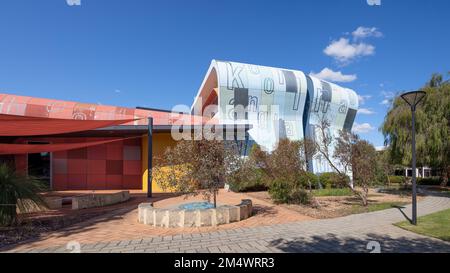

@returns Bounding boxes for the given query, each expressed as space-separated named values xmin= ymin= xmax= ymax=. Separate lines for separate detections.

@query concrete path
xmin=9 ymin=194 xmax=450 ymax=253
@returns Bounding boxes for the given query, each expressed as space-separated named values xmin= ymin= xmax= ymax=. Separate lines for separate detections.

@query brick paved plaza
xmin=3 ymin=193 xmax=450 ymax=253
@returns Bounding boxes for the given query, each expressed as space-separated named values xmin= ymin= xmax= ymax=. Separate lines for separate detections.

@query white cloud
xmin=375 ymin=145 xmax=387 ymax=151
xmin=310 ymin=67 xmax=357 ymax=83
xmin=358 ymin=95 xmax=372 ymax=105
xmin=380 ymin=90 xmax=395 ymax=106
xmin=358 ymin=108 xmax=375 ymax=115
xmin=352 ymin=27 xmax=383 ymax=40
xmin=115 ymin=89 xmax=121 ymax=93
xmin=352 ymin=122 xmax=375 ymax=134
xmin=381 ymin=90 xmax=394 ymax=98
xmin=324 ymin=38 xmax=375 ymax=64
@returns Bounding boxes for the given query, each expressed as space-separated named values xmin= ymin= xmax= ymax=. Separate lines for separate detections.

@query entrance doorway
xmin=27 ymin=142 xmax=51 ymax=188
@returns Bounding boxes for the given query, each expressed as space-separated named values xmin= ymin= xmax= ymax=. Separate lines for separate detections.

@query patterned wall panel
xmin=12 ymin=137 xmax=143 ymax=190
xmin=193 ymin=60 xmax=359 ymax=176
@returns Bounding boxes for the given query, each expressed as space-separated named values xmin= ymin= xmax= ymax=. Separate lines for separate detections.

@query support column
xmin=147 ymin=117 xmax=153 ymax=198
xmin=411 ymin=107 xmax=417 ymax=225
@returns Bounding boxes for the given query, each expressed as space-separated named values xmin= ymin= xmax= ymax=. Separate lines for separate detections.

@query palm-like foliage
xmin=0 ymin=163 xmax=47 ymax=226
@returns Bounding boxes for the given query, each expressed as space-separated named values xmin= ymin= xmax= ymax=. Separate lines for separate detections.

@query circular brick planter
xmin=138 ymin=199 xmax=253 ymax=228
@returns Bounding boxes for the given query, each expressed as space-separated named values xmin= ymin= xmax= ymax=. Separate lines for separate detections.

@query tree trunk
xmin=349 ymin=185 xmax=369 ymax=207
xmin=362 ymin=195 xmax=368 ymax=206
xmin=213 ymin=190 xmax=217 ymax=208
xmin=440 ymin=166 xmax=449 ymax=187
xmin=362 ymin=187 xmax=369 ymax=206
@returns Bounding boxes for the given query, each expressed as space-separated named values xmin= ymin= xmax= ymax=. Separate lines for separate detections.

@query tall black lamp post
xmin=400 ymin=90 xmax=426 ymax=225
xmin=147 ymin=116 xmax=153 ymax=198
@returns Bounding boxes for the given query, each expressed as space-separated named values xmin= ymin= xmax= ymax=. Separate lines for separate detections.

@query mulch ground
xmin=246 ymin=188 xmax=421 ymax=219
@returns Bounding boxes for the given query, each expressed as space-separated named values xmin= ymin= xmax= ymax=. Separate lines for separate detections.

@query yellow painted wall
xmin=142 ymin=133 xmax=178 ymax=193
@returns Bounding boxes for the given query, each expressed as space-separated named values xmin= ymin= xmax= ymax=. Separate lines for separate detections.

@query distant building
xmin=396 ymin=167 xmax=433 ymax=178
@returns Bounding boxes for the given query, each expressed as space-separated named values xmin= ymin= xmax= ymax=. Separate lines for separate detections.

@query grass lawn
xmin=351 ymin=201 xmax=408 ymax=214
xmin=395 ymin=209 xmax=450 ymax=242
xmin=312 ymin=188 xmax=353 ymax=197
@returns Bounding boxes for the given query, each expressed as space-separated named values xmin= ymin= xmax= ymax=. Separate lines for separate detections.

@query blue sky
xmin=0 ymin=0 xmax=449 ymax=147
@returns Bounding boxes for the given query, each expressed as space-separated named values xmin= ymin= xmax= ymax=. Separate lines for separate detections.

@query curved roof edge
xmin=190 ymin=60 xmax=359 ymax=113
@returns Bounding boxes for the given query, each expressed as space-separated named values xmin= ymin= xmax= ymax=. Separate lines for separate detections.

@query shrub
xmin=0 ymin=164 xmax=47 ymax=226
xmin=268 ymin=179 xmax=291 ymax=204
xmin=418 ymin=177 xmax=442 ymax=186
xmin=265 ymin=139 xmax=305 ymax=185
xmin=300 ymin=172 xmax=319 ymax=189
xmin=268 ymin=179 xmax=312 ymax=205
xmin=318 ymin=172 xmax=349 ymax=189
xmin=374 ymin=165 xmax=389 ymax=186
xmin=389 ymin=176 xmax=406 ymax=184
xmin=289 ymin=188 xmax=312 ymax=205
xmin=229 ymin=168 xmax=269 ymax=192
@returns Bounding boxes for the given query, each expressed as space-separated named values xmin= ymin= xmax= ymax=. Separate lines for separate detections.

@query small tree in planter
xmin=0 ymin=163 xmax=47 ymax=226
xmin=153 ymin=139 xmax=241 ymax=208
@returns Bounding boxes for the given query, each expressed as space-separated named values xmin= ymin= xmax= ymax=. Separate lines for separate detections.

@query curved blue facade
xmin=192 ymin=60 xmax=359 ymax=175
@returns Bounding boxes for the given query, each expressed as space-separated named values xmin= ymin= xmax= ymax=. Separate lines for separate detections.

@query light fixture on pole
xmin=400 ymin=90 xmax=426 ymax=225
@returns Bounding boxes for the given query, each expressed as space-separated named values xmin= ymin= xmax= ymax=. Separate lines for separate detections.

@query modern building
xmin=192 ymin=60 xmax=359 ymax=174
xmin=0 ymin=93 xmax=192 ymax=192
xmin=0 ymin=60 xmax=358 ymax=192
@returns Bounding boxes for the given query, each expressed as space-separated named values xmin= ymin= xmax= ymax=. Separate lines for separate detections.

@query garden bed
xmin=246 ymin=188 xmax=419 ymax=219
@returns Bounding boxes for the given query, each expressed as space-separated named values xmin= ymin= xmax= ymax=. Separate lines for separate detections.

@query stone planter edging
xmin=72 ymin=191 xmax=130 ymax=210
xmin=138 ymin=199 xmax=252 ymax=227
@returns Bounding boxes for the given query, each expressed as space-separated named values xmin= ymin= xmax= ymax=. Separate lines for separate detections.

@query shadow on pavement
xmin=268 ymin=233 xmax=450 ymax=253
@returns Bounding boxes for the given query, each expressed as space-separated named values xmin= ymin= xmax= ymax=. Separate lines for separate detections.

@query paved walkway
xmin=7 ymin=195 xmax=450 ymax=253
xmin=2 ymin=190 xmax=310 ymax=251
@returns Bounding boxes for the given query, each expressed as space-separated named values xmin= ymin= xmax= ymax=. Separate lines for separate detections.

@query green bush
xmin=417 ymin=177 xmax=442 ymax=186
xmin=229 ymin=168 xmax=269 ymax=192
xmin=374 ymin=168 xmax=389 ymax=186
xmin=299 ymin=172 xmax=319 ymax=189
xmin=389 ymin=176 xmax=406 ymax=184
xmin=289 ymin=188 xmax=312 ymax=205
xmin=268 ymin=179 xmax=312 ymax=205
xmin=318 ymin=172 xmax=349 ymax=189
xmin=268 ymin=179 xmax=291 ymax=204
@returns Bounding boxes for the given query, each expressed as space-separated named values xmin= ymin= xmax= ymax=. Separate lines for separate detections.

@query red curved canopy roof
xmin=0 ymin=93 xmax=213 ymax=128
xmin=0 ymin=114 xmax=139 ymax=136
xmin=0 ymin=137 xmax=138 ymax=155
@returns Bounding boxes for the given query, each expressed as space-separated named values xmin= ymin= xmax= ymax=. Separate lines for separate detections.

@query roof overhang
xmin=24 ymin=124 xmax=252 ymax=138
